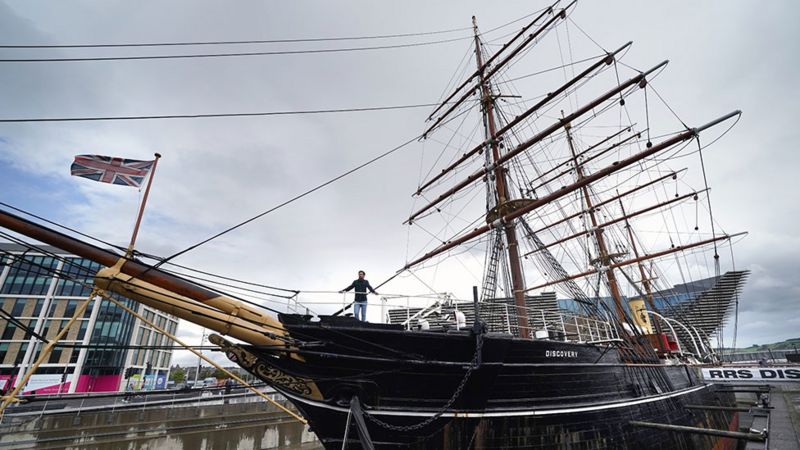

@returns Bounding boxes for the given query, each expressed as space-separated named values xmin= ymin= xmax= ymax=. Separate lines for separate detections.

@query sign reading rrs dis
xmin=701 ymin=367 xmax=800 ymax=381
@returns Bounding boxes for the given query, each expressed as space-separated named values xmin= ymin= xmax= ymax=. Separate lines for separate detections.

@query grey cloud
xmin=0 ymin=1 xmax=798 ymax=351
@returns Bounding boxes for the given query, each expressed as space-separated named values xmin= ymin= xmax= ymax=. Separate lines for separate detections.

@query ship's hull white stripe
xmin=280 ymin=383 xmax=711 ymax=419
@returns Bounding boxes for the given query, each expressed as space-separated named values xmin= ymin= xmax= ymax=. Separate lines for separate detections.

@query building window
xmin=11 ymin=299 xmax=26 ymax=317
xmin=55 ymin=258 xmax=101 ymax=297
xmin=48 ymin=348 xmax=62 ymax=364
xmin=33 ymin=299 xmax=46 ymax=316
xmin=69 ymin=348 xmax=79 ymax=364
xmin=2 ymin=323 xmax=17 ymax=340
xmin=22 ymin=319 xmax=37 ymax=340
xmin=14 ymin=344 xmax=28 ymax=365
xmin=142 ymin=329 xmax=151 ymax=346
xmin=64 ymin=300 xmax=79 ymax=318
xmin=0 ymin=343 xmax=8 ymax=362
xmin=77 ymin=321 xmax=89 ymax=340
xmin=0 ymin=256 xmax=58 ymax=296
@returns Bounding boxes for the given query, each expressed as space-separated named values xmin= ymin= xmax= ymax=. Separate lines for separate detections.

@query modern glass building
xmin=0 ymin=243 xmax=178 ymax=394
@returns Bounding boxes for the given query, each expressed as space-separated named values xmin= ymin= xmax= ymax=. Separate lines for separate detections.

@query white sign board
xmin=701 ymin=367 xmax=800 ymax=382
xmin=23 ymin=374 xmax=63 ymax=392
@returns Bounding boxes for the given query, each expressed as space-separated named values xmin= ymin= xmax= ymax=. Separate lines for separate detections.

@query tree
xmin=170 ymin=366 xmax=186 ymax=383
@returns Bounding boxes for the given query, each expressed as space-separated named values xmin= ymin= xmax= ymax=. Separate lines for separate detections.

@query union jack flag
xmin=70 ymin=155 xmax=154 ymax=188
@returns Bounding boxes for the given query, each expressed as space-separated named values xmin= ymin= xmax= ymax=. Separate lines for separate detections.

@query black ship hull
xmin=217 ymin=315 xmax=739 ymax=449
xmin=286 ymin=385 xmax=737 ymax=449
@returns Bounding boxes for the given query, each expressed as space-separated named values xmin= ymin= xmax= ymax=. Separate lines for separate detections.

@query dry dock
xmin=0 ymin=382 xmax=797 ymax=449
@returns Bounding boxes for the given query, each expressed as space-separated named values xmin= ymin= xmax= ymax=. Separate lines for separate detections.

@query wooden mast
xmin=523 ymin=233 xmax=742 ymax=292
xmin=401 ymin=111 xmax=740 ymax=272
xmin=426 ymin=2 xmax=561 ymax=122
xmin=406 ymin=60 xmax=668 ymax=224
xmin=563 ymin=119 xmax=627 ymax=320
xmin=618 ymin=196 xmax=663 ymax=334
xmin=523 ymin=189 xmax=705 ymax=256
xmin=472 ymin=16 xmax=530 ymax=338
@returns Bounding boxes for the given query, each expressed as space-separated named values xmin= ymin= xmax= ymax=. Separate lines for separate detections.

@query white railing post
xmin=541 ymin=310 xmax=548 ymax=333
xmin=574 ymin=317 xmax=582 ymax=342
xmin=406 ymin=297 xmax=410 ymax=330
xmin=559 ymin=313 xmax=567 ymax=342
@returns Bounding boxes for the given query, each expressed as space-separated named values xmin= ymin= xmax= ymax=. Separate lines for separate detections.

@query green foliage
xmin=170 ymin=366 xmax=186 ymax=383
xmin=738 ymin=338 xmax=800 ymax=352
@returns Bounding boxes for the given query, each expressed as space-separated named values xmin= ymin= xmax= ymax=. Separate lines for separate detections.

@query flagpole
xmin=127 ymin=153 xmax=161 ymax=256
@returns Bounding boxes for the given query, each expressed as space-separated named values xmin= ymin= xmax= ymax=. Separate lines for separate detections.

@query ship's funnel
xmin=628 ymin=298 xmax=654 ymax=334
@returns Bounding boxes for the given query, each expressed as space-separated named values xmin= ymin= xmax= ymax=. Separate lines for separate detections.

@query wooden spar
xmin=629 ymin=421 xmax=766 ymax=442
xmin=526 ymin=126 xmax=633 ymax=192
xmin=0 ymin=295 xmax=92 ymax=415
xmin=529 ymin=131 xmax=640 ymax=193
xmin=472 ymin=16 xmax=530 ymax=337
xmin=100 ymin=293 xmax=315 ymax=419
xmin=524 ymin=233 xmax=743 ymax=293
xmin=425 ymin=3 xmax=575 ymax=137
xmin=93 ymin=266 xmax=289 ymax=347
xmin=417 ymin=41 xmax=632 ymax=196
xmin=127 ymin=153 xmax=161 ymax=252
xmin=618 ymin=196 xmax=663 ymax=336
xmin=523 ymin=189 xmax=708 ymax=257
xmin=0 ymin=208 xmax=290 ymax=347
xmin=563 ymin=119 xmax=627 ymax=320
xmin=401 ymin=110 xmax=740 ymax=271
xmin=407 ymin=60 xmax=668 ymax=224
xmin=425 ymin=1 xmax=563 ymax=123
xmin=531 ymin=170 xmax=683 ymax=235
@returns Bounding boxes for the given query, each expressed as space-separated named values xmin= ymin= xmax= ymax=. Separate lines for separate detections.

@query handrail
xmin=284 ymin=292 xmax=621 ymax=345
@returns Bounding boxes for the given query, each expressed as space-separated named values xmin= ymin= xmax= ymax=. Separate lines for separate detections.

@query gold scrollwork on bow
xmin=209 ymin=334 xmax=322 ymax=400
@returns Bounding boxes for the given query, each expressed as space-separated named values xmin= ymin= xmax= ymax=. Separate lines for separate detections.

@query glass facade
xmin=1 ymin=256 xmax=59 ymax=296
xmin=0 ymin=243 xmax=177 ymax=393
xmin=83 ymin=293 xmax=137 ymax=376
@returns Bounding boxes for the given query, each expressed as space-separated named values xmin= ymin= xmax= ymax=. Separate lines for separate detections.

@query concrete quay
xmin=0 ymin=391 xmax=321 ymax=450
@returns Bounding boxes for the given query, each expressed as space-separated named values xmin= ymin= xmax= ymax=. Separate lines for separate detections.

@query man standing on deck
xmin=340 ymin=270 xmax=378 ymax=321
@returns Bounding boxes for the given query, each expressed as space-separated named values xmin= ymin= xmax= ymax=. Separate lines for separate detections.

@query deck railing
xmin=278 ymin=291 xmax=620 ymax=344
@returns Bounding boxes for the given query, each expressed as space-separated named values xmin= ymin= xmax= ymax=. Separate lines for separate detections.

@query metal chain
xmin=362 ymin=333 xmax=484 ymax=432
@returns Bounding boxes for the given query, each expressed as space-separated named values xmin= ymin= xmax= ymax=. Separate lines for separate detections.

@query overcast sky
xmin=1 ymin=1 xmax=797 ymax=367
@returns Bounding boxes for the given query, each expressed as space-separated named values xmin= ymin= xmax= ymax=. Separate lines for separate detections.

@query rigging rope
xmin=0 ymin=36 xmax=472 ymax=63
xmin=0 ymin=27 xmax=473 ymax=49
xmin=152 ymin=134 xmax=422 ymax=269
xmin=0 ymin=102 xmax=442 ymax=123
xmin=0 ymin=203 xmax=303 ymax=300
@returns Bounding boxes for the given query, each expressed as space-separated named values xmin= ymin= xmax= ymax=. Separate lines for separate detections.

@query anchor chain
xmin=362 ymin=330 xmax=484 ymax=432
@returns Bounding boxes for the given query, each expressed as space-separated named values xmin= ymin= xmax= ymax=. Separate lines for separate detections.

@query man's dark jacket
xmin=343 ymin=279 xmax=376 ymax=303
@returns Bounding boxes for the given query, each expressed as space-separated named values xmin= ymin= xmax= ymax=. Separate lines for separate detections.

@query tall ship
xmin=0 ymin=2 xmax=751 ymax=448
